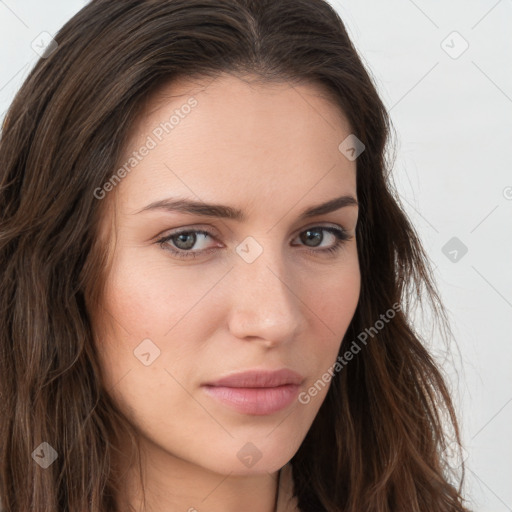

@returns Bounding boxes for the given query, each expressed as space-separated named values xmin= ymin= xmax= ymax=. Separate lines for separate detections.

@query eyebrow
xmin=134 ymin=194 xmax=358 ymax=221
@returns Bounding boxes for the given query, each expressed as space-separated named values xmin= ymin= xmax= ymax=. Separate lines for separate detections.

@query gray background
xmin=1 ymin=1 xmax=511 ymax=510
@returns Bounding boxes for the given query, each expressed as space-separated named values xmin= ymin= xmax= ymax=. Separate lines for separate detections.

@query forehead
xmin=141 ymin=72 xmax=352 ymax=143
xmin=115 ymin=73 xmax=357 ymax=215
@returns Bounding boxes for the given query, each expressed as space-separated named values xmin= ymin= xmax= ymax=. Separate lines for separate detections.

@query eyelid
xmin=150 ymin=225 xmax=218 ymax=249
xmin=156 ymin=221 xmax=349 ymax=243
xmin=291 ymin=221 xmax=348 ymax=237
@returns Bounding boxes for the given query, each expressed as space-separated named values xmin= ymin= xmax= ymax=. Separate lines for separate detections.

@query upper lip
xmin=203 ymin=369 xmax=304 ymax=388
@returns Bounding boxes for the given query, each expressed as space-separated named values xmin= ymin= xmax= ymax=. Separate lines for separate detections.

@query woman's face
xmin=93 ymin=73 xmax=360 ymax=476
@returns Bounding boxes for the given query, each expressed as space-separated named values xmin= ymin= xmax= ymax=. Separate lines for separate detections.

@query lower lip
xmin=202 ymin=384 xmax=300 ymax=415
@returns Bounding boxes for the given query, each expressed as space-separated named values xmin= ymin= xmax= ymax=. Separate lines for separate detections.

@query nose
xmin=226 ymin=242 xmax=304 ymax=348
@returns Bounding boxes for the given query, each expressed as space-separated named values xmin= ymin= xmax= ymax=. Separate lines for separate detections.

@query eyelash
xmin=156 ymin=226 xmax=352 ymax=260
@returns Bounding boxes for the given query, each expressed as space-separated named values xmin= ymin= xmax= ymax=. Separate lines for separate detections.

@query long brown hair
xmin=0 ymin=0 xmax=469 ymax=510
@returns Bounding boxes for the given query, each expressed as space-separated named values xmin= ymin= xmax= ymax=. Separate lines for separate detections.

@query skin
xmin=92 ymin=73 xmax=361 ymax=512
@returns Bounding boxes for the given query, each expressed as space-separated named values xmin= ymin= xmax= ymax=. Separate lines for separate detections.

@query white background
xmin=1 ymin=1 xmax=511 ymax=510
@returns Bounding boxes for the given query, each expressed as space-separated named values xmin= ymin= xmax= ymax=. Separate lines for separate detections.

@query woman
xmin=0 ymin=0 xmax=470 ymax=511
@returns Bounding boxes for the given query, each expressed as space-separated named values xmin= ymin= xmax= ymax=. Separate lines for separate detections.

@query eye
xmin=291 ymin=226 xmax=351 ymax=256
xmin=157 ymin=229 xmax=217 ymax=259
xmin=156 ymin=225 xmax=352 ymax=260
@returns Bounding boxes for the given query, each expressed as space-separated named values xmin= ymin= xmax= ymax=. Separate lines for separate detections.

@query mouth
xmin=201 ymin=368 xmax=304 ymax=416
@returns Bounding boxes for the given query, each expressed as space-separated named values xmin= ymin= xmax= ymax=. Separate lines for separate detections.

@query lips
xmin=203 ymin=368 xmax=304 ymax=388
xmin=201 ymin=368 xmax=305 ymax=415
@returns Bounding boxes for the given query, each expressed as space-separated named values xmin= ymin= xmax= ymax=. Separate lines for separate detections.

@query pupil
xmin=302 ymin=229 xmax=322 ymax=247
xmin=175 ymin=232 xmax=196 ymax=250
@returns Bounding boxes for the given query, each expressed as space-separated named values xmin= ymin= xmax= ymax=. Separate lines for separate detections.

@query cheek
xmin=323 ymin=267 xmax=360 ymax=327
xmin=93 ymin=246 xmax=228 ymax=389
xmin=101 ymin=247 xmax=202 ymax=335
xmin=309 ymin=248 xmax=360 ymax=325
xmin=91 ymin=251 xmax=178 ymax=390
xmin=303 ymin=254 xmax=361 ymax=371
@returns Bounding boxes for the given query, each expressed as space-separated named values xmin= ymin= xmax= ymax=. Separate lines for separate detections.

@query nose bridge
xmin=227 ymin=237 xmax=302 ymax=343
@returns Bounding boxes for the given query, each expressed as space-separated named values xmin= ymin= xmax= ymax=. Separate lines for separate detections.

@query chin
xmin=196 ymin=437 xmax=299 ymax=476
